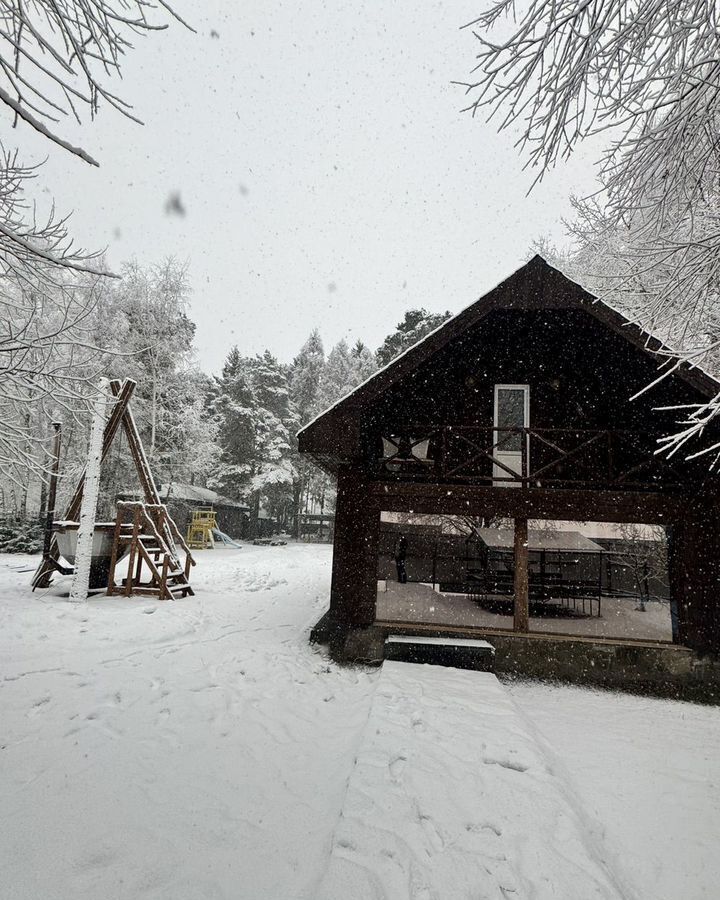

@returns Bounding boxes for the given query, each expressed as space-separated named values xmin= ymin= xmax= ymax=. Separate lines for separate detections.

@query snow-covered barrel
xmin=53 ymin=522 xmax=120 ymax=590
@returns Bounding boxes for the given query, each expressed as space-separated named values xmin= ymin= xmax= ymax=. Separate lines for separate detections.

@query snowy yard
xmin=2 ymin=544 xmax=720 ymax=899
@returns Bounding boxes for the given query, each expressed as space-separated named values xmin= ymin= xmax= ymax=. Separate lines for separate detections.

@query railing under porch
xmin=375 ymin=426 xmax=697 ymax=491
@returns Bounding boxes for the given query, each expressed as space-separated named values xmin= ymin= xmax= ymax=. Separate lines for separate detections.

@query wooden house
xmin=299 ymin=257 xmax=720 ymax=682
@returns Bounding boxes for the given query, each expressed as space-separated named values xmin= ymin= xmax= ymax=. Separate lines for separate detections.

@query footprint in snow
xmin=27 ymin=695 xmax=51 ymax=717
xmin=419 ymin=814 xmax=445 ymax=850
xmin=388 ymin=753 xmax=407 ymax=781
xmin=482 ymin=755 xmax=528 ymax=773
xmin=466 ymin=822 xmax=503 ymax=837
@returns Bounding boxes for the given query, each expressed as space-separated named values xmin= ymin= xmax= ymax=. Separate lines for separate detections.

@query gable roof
xmin=299 ymin=255 xmax=719 ymax=447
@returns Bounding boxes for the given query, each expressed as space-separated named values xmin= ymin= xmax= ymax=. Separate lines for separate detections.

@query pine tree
xmin=376 ymin=309 xmax=451 ymax=367
xmin=315 ymin=339 xmax=355 ymax=414
xmin=290 ymin=330 xmax=325 ymax=426
xmin=247 ymin=351 xmax=297 ymax=533
xmin=209 ymin=348 xmax=259 ymax=501
xmin=350 ymin=340 xmax=377 ymax=387
xmin=289 ymin=331 xmax=325 ymax=536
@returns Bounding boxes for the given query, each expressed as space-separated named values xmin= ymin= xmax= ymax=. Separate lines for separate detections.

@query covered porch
xmin=323 ymin=473 xmax=720 ymax=662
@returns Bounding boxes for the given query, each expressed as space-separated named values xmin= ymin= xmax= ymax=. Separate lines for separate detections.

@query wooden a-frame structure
xmin=32 ymin=378 xmax=195 ymax=599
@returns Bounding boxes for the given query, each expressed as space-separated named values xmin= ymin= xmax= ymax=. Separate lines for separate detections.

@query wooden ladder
xmin=107 ymin=502 xmax=195 ymax=600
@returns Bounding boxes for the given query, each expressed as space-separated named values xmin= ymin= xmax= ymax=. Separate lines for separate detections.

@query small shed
xmin=158 ymin=483 xmax=249 ymax=539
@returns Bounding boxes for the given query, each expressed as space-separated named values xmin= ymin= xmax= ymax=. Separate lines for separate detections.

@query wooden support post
xmin=41 ymin=422 xmax=62 ymax=561
xmin=669 ymin=509 xmax=720 ymax=654
xmin=125 ymin=507 xmax=140 ymax=597
xmin=160 ymin=554 xmax=170 ymax=601
xmin=329 ymin=470 xmax=380 ymax=634
xmin=64 ymin=379 xmax=136 ymax=521
xmin=513 ymin=516 xmax=529 ymax=633
xmin=106 ymin=510 xmax=123 ymax=596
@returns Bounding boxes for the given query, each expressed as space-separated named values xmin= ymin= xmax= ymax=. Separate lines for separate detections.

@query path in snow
xmin=315 ymin=662 xmax=633 ymax=900
xmin=0 ymin=545 xmax=376 ymax=900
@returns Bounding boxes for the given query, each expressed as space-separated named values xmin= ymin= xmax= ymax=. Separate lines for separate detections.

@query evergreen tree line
xmin=209 ymin=301 xmax=450 ymax=536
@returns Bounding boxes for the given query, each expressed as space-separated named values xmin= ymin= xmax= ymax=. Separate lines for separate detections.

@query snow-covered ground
xmin=1 ymin=545 xmax=376 ymax=900
xmin=507 ymin=679 xmax=720 ymax=900
xmin=2 ymin=544 xmax=719 ymax=899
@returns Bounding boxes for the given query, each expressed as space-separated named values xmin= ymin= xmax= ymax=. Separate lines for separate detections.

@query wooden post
xmin=125 ymin=506 xmax=140 ymax=597
xmin=41 ymin=422 xmax=62 ymax=561
xmin=329 ymin=469 xmax=380 ymax=634
xmin=106 ymin=509 xmax=123 ymax=596
xmin=513 ymin=516 xmax=529 ymax=633
xmin=160 ymin=554 xmax=170 ymax=601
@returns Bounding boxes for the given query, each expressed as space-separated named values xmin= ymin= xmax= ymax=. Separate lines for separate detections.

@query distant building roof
xmin=476 ymin=528 xmax=604 ymax=554
xmin=159 ymin=483 xmax=249 ymax=510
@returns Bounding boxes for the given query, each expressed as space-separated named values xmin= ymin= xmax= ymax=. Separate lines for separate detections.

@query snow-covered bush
xmin=0 ymin=518 xmax=43 ymax=554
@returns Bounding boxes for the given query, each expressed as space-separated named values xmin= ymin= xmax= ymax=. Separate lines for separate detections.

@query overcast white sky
xmin=20 ymin=1 xmax=601 ymax=374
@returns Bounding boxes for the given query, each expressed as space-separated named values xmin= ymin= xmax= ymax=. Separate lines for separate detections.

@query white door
xmin=493 ymin=385 xmax=529 ymax=486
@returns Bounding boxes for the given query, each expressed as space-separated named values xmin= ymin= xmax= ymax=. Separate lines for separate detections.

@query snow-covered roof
xmin=159 ymin=483 xmax=249 ymax=509
xmin=476 ymin=528 xmax=604 ymax=554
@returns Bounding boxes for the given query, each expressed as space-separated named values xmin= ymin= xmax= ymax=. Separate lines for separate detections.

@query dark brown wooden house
xmin=299 ymin=257 xmax=720 ymax=683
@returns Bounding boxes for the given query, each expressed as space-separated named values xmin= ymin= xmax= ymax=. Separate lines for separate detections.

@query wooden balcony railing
xmin=375 ymin=426 xmax=694 ymax=490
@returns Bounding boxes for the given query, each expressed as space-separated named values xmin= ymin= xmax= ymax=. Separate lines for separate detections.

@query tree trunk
xmin=70 ymin=380 xmax=109 ymax=602
xmin=292 ymin=477 xmax=303 ymax=540
xmin=249 ymin=490 xmax=260 ymax=539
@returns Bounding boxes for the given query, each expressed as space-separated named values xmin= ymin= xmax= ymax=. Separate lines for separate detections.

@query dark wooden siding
xmin=364 ymin=308 xmax=706 ymax=438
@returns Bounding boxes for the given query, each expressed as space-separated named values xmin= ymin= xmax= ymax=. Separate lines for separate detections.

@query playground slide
xmin=211 ymin=528 xmax=242 ymax=549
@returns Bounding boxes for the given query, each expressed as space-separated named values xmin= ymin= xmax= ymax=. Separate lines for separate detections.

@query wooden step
xmin=384 ymin=635 xmax=496 ymax=672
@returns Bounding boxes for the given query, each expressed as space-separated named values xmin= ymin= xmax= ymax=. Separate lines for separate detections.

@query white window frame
xmin=493 ymin=384 xmax=530 ymax=483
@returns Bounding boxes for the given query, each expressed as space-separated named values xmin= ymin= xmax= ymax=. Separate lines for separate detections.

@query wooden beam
xmin=514 ymin=517 xmax=529 ymax=633
xmin=369 ymin=480 xmax=687 ymax=524
xmin=109 ymin=380 xmax=160 ymax=505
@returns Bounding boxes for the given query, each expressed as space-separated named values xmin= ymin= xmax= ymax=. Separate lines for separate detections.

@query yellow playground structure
xmin=186 ymin=507 xmax=218 ymax=549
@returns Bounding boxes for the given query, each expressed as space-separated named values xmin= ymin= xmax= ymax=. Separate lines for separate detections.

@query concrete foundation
xmin=311 ymin=612 xmax=720 ymax=702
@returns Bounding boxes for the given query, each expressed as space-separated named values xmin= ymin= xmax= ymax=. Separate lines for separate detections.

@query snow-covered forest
xmin=0 ymin=253 xmax=452 ymax=537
